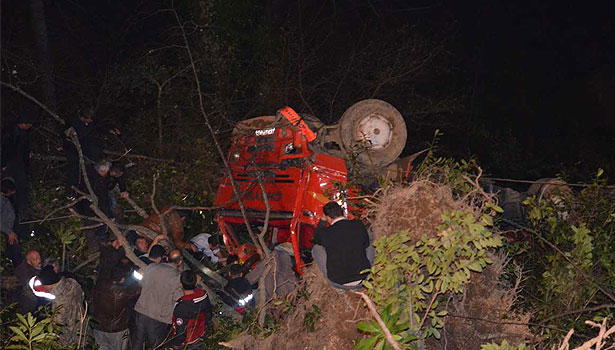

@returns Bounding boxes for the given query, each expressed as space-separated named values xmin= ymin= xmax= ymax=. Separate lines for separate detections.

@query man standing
xmin=92 ymin=263 xmax=141 ymax=350
xmin=38 ymin=265 xmax=85 ymax=347
xmin=1 ymin=178 xmax=21 ymax=266
xmin=166 ymin=270 xmax=212 ymax=348
xmin=14 ymin=249 xmax=41 ymax=313
xmin=133 ymin=249 xmax=184 ymax=349
xmin=312 ymin=201 xmax=373 ymax=290
xmin=1 ymin=110 xmax=34 ymax=237
xmin=75 ymin=160 xmax=114 ymax=253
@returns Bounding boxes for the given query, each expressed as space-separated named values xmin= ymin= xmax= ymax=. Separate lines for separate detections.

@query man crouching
xmin=312 ymin=201 xmax=374 ymax=290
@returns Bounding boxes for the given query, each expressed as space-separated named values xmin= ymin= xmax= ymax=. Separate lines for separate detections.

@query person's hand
xmin=117 ymin=235 xmax=126 ymax=246
xmin=120 ymin=191 xmax=129 ymax=199
xmin=109 ymin=128 xmax=121 ymax=136
xmin=8 ymin=232 xmax=18 ymax=245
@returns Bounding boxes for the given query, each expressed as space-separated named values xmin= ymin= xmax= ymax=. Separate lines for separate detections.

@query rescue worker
xmin=37 ymin=265 xmax=85 ymax=346
xmin=222 ymin=264 xmax=254 ymax=315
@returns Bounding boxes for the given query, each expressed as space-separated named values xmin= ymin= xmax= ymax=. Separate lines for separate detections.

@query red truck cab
xmin=214 ymin=114 xmax=352 ymax=272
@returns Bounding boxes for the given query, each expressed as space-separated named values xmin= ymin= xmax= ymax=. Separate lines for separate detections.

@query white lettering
xmin=255 ymin=128 xmax=275 ymax=136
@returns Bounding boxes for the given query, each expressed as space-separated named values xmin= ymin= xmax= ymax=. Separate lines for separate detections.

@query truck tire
xmin=338 ymin=99 xmax=407 ymax=167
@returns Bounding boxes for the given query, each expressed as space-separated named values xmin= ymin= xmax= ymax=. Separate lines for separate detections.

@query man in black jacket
xmin=312 ymin=201 xmax=374 ymax=290
xmin=2 ymin=110 xmax=35 ymax=241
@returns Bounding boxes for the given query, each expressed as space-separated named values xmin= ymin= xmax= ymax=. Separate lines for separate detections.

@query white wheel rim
xmin=354 ymin=114 xmax=393 ymax=150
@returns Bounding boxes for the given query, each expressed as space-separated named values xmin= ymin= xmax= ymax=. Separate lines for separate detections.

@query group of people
xmin=1 ymin=106 xmax=128 ymax=265
xmin=1 ymin=105 xmax=377 ymax=349
xmin=10 ymin=232 xmax=221 ymax=349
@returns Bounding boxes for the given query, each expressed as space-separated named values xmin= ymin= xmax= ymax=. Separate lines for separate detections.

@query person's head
xmin=228 ymin=264 xmax=243 ymax=279
xmin=180 ymin=270 xmax=197 ymax=291
xmin=17 ymin=107 xmax=36 ymax=129
xmin=1 ymin=178 xmax=16 ymax=196
xmin=226 ymin=254 xmax=239 ymax=266
xmin=26 ymin=250 xmax=42 ymax=269
xmin=38 ymin=265 xmax=60 ymax=289
xmin=208 ymin=235 xmax=221 ymax=250
xmin=94 ymin=160 xmax=111 ymax=177
xmin=17 ymin=122 xmax=33 ymax=130
xmin=148 ymin=244 xmax=166 ymax=263
xmin=111 ymin=263 xmax=132 ymax=284
xmin=135 ymin=237 xmax=148 ymax=254
xmin=168 ymin=249 xmax=183 ymax=268
xmin=78 ymin=107 xmax=95 ymax=124
xmin=110 ymin=163 xmax=125 ymax=178
xmin=322 ymin=201 xmax=344 ymax=222
xmin=44 ymin=257 xmax=59 ymax=273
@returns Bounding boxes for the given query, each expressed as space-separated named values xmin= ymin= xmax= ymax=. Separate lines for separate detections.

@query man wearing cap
xmin=37 ymin=265 xmax=85 ymax=346
xmin=133 ymin=249 xmax=184 ymax=349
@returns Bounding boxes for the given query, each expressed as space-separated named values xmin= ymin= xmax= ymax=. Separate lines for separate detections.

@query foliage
xmin=356 ymin=157 xmax=504 ymax=348
xmin=359 ymin=208 xmax=502 ymax=348
xmin=6 ymin=312 xmax=61 ymax=350
xmin=355 ymin=304 xmax=411 ymax=350
xmin=516 ymin=170 xmax=615 ymax=347
xmin=481 ymin=340 xmax=530 ymax=350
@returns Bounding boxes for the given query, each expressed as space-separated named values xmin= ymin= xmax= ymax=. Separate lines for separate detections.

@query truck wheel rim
xmin=354 ymin=114 xmax=393 ymax=151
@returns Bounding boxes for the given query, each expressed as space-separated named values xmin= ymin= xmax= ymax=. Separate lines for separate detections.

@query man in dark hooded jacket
xmin=1 ymin=108 xmax=35 ymax=239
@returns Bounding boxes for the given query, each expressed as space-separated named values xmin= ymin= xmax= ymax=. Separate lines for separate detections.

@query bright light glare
xmin=133 ymin=270 xmax=143 ymax=280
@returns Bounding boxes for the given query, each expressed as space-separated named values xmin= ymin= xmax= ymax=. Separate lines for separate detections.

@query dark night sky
xmin=2 ymin=0 xmax=614 ymax=180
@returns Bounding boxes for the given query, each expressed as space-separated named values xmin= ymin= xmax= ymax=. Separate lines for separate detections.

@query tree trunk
xmin=28 ymin=0 xmax=56 ymax=109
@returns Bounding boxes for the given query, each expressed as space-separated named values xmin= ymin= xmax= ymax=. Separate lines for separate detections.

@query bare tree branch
xmin=0 ymin=81 xmax=65 ymax=124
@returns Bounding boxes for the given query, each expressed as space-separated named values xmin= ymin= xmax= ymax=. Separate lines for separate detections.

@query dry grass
xmin=221 ymin=265 xmax=368 ymax=350
xmin=369 ymin=180 xmax=459 ymax=243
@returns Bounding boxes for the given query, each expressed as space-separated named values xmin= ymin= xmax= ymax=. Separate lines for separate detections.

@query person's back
xmin=134 ymin=262 xmax=182 ymax=323
xmin=38 ymin=266 xmax=85 ymax=347
xmin=133 ymin=249 xmax=184 ymax=350
xmin=317 ymin=219 xmax=371 ymax=285
xmin=92 ymin=267 xmax=141 ymax=333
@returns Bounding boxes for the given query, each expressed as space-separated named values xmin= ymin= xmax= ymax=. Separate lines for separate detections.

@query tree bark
xmin=28 ymin=0 xmax=56 ymax=109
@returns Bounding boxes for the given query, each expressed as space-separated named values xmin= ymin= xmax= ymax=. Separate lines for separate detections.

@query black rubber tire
xmin=338 ymin=99 xmax=407 ymax=167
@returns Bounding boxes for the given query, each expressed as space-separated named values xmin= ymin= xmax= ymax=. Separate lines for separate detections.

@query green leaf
xmin=16 ymin=313 xmax=27 ymax=326
xmin=357 ymin=321 xmax=381 ymax=334
xmin=355 ymin=336 xmax=379 ymax=350
xmin=9 ymin=326 xmax=27 ymax=342
xmin=467 ymin=260 xmax=483 ymax=272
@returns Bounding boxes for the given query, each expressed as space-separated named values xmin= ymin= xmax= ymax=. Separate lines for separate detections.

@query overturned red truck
xmin=214 ymin=99 xmax=408 ymax=272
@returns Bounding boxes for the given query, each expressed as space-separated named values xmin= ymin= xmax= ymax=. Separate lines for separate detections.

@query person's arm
xmin=117 ymin=175 xmax=128 ymax=194
xmin=1 ymin=199 xmax=17 ymax=244
xmin=147 ymin=234 xmax=167 ymax=254
xmin=313 ymin=219 xmax=327 ymax=245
